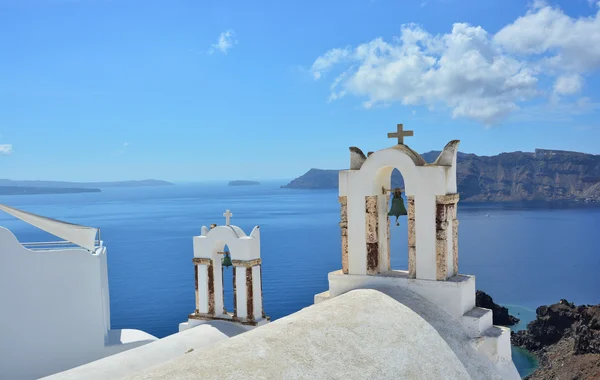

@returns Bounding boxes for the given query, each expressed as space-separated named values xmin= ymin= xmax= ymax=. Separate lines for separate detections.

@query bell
xmin=221 ymin=252 xmax=233 ymax=268
xmin=388 ymin=189 xmax=407 ymax=226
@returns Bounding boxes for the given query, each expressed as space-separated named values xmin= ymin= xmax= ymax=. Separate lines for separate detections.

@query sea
xmin=1 ymin=181 xmax=599 ymax=379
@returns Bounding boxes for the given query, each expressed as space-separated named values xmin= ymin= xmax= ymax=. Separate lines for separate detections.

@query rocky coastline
xmin=475 ymin=290 xmax=520 ymax=326
xmin=511 ymin=299 xmax=600 ymax=379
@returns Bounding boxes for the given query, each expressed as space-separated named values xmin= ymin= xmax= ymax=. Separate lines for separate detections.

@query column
xmin=376 ymin=193 xmax=391 ymax=274
xmin=233 ymin=267 xmax=237 ymax=318
xmin=452 ymin=203 xmax=459 ymax=276
xmin=252 ymin=265 xmax=263 ymax=321
xmin=435 ymin=194 xmax=459 ymax=280
xmin=407 ymin=196 xmax=416 ymax=278
xmin=365 ymin=195 xmax=379 ymax=275
xmin=339 ymin=196 xmax=349 ymax=274
xmin=207 ymin=261 xmax=215 ymax=314
xmin=259 ymin=265 xmax=266 ymax=319
xmin=194 ymin=263 xmax=199 ymax=313
xmin=381 ymin=193 xmax=391 ymax=272
xmin=192 ymin=258 xmax=213 ymax=315
xmin=234 ymin=266 xmax=247 ymax=320
xmin=232 ymin=258 xmax=262 ymax=322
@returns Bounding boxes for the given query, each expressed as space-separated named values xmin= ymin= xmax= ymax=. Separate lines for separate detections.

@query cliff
xmin=281 ymin=149 xmax=600 ymax=202
xmin=511 ymin=299 xmax=600 ymax=379
xmin=281 ymin=169 xmax=339 ymax=189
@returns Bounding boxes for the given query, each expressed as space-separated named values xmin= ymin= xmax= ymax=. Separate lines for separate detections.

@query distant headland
xmin=281 ymin=149 xmax=600 ymax=203
xmin=0 ymin=179 xmax=174 ymax=196
xmin=228 ymin=180 xmax=260 ymax=186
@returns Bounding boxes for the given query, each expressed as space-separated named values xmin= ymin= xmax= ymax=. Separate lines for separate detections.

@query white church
xmin=0 ymin=124 xmax=521 ymax=379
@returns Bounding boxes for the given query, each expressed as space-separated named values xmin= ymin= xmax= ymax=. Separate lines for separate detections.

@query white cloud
xmin=123 ymin=142 xmax=130 ymax=147
xmin=553 ymin=74 xmax=583 ymax=95
xmin=0 ymin=144 xmax=13 ymax=155
xmin=311 ymin=3 xmax=600 ymax=125
xmin=494 ymin=3 xmax=600 ymax=72
xmin=312 ymin=48 xmax=351 ymax=79
xmin=209 ymin=30 xmax=237 ymax=55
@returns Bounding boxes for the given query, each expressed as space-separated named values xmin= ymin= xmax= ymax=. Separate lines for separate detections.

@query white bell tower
xmin=314 ymin=124 xmax=516 ymax=375
xmin=180 ymin=210 xmax=269 ymax=331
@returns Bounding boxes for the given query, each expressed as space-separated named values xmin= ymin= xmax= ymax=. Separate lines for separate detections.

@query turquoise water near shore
xmin=1 ymin=182 xmax=598 ymax=378
xmin=507 ymin=305 xmax=539 ymax=377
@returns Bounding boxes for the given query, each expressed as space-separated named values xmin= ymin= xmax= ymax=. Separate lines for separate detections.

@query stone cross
xmin=223 ymin=210 xmax=233 ymax=226
xmin=387 ymin=123 xmax=414 ymax=145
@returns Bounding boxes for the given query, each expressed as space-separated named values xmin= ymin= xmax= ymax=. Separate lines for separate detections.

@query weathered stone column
xmin=192 ymin=258 xmax=214 ymax=315
xmin=221 ymin=266 xmax=226 ymax=314
xmin=407 ymin=196 xmax=416 ymax=278
xmin=246 ymin=266 xmax=254 ymax=321
xmin=365 ymin=195 xmax=379 ymax=275
xmin=435 ymin=194 xmax=459 ymax=280
xmin=259 ymin=265 xmax=266 ymax=319
xmin=207 ymin=261 xmax=215 ymax=314
xmin=232 ymin=267 xmax=237 ymax=318
xmin=232 ymin=258 xmax=262 ymax=323
xmin=452 ymin=205 xmax=459 ymax=276
xmin=194 ymin=263 xmax=199 ymax=313
xmin=385 ymin=194 xmax=391 ymax=272
xmin=339 ymin=196 xmax=349 ymax=274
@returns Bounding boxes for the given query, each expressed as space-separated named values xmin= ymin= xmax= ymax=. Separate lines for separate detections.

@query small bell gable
xmin=183 ymin=210 xmax=269 ymax=329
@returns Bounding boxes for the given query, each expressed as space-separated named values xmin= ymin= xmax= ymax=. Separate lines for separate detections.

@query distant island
xmin=281 ymin=149 xmax=600 ymax=203
xmin=0 ymin=179 xmax=174 ymax=196
xmin=228 ymin=180 xmax=260 ymax=186
xmin=0 ymin=186 xmax=101 ymax=196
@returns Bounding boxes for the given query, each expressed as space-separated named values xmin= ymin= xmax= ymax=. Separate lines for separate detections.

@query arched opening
xmin=221 ymin=244 xmax=235 ymax=315
xmin=388 ymin=168 xmax=409 ymax=271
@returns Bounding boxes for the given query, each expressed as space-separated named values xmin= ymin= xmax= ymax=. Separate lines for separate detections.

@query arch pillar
xmin=435 ymin=194 xmax=460 ymax=280
xmin=413 ymin=192 xmax=438 ymax=281
xmin=192 ymin=258 xmax=214 ymax=315
xmin=232 ymin=258 xmax=263 ymax=322
xmin=407 ymin=195 xmax=416 ymax=278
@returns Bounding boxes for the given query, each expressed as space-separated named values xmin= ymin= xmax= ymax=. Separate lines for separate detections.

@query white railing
xmin=21 ymin=240 xmax=102 ymax=251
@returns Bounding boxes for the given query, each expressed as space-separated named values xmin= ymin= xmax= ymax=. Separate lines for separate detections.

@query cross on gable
xmin=387 ymin=123 xmax=414 ymax=145
xmin=223 ymin=210 xmax=233 ymax=226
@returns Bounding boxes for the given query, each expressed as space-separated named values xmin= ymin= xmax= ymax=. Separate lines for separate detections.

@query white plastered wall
xmin=0 ymin=227 xmax=155 ymax=380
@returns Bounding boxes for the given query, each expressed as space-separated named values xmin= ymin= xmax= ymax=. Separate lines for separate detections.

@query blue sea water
xmin=1 ymin=182 xmax=599 ymax=378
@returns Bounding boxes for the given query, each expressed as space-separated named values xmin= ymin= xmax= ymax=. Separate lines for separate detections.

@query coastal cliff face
xmin=282 ymin=149 xmax=600 ymax=202
xmin=511 ymin=299 xmax=600 ymax=380
xmin=281 ymin=169 xmax=339 ymax=189
xmin=455 ymin=149 xmax=600 ymax=202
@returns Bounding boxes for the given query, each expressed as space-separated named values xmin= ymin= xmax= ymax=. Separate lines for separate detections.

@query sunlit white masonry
xmin=0 ymin=205 xmax=157 ymax=380
xmin=2 ymin=123 xmax=520 ymax=380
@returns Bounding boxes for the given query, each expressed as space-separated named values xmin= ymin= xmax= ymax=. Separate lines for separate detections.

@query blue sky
xmin=1 ymin=0 xmax=599 ymax=181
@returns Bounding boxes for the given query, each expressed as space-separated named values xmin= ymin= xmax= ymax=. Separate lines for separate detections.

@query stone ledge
xmin=192 ymin=258 xmax=212 ymax=265
xmin=188 ymin=312 xmax=270 ymax=326
xmin=232 ymin=258 xmax=261 ymax=267
xmin=436 ymin=193 xmax=460 ymax=204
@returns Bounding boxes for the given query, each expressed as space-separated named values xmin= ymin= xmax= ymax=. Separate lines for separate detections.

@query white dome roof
xmin=125 ymin=289 xmax=481 ymax=380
